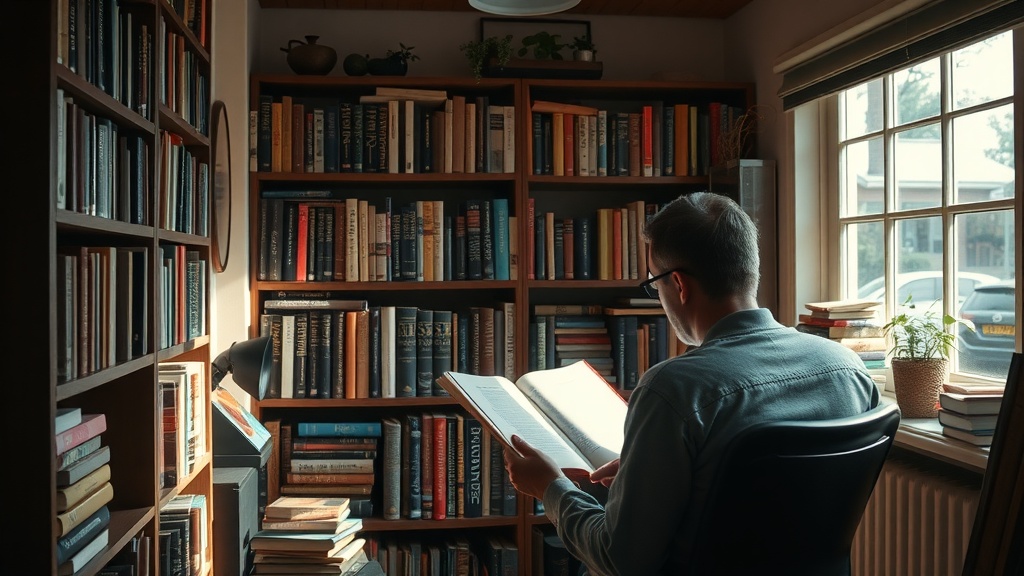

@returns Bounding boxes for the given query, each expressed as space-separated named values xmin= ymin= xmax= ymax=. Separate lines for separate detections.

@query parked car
xmin=858 ymin=271 xmax=1000 ymax=312
xmin=958 ymin=280 xmax=1016 ymax=379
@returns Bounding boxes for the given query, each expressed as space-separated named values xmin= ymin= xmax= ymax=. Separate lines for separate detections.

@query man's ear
xmin=670 ymin=270 xmax=689 ymax=303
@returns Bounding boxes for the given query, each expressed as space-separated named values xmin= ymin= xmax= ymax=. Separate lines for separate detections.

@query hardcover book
xmin=436 ymin=361 xmax=626 ymax=474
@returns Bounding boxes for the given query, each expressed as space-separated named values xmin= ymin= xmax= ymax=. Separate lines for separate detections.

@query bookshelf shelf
xmin=247 ymin=73 xmax=753 ymax=573
xmin=20 ymin=0 xmax=217 ymax=572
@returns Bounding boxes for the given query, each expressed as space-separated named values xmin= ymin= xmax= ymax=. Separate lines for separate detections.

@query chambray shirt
xmin=542 ymin=308 xmax=880 ymax=576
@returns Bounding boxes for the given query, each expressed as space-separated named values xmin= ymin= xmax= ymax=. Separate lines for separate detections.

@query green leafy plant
xmin=459 ymin=35 xmax=514 ymax=81
xmin=882 ymin=296 xmax=967 ymax=360
xmin=569 ymin=34 xmax=596 ymax=55
xmin=385 ymin=42 xmax=420 ymax=65
xmin=518 ymin=31 xmax=567 ymax=60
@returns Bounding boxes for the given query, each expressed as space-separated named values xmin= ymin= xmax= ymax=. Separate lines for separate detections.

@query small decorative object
xmin=518 ymin=31 xmax=568 ymax=60
xmin=883 ymin=296 xmax=966 ymax=418
xmin=280 ymin=35 xmax=337 ymax=75
xmin=718 ymin=105 xmax=771 ymax=164
xmin=366 ymin=42 xmax=419 ymax=76
xmin=459 ymin=34 xmax=514 ymax=81
xmin=342 ymin=53 xmax=369 ymax=76
xmin=569 ymin=34 xmax=596 ymax=61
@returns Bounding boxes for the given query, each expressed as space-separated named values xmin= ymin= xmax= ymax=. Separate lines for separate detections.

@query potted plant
xmin=366 ymin=42 xmax=419 ymax=76
xmin=882 ymin=296 xmax=966 ymax=418
xmin=459 ymin=35 xmax=514 ymax=81
xmin=569 ymin=34 xmax=597 ymax=62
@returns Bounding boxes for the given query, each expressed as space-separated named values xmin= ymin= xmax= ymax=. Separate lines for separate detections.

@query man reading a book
xmin=504 ymin=192 xmax=880 ymax=576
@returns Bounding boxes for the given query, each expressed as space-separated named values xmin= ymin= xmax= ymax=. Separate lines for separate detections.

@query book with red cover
xmin=55 ymin=413 xmax=106 ymax=455
xmin=432 ymin=413 xmax=447 ymax=520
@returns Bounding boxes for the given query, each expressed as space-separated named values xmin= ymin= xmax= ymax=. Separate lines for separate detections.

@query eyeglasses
xmin=639 ymin=267 xmax=690 ymax=299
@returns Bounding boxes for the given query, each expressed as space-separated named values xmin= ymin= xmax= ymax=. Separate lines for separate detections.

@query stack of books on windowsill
xmin=797 ymin=300 xmax=885 ymax=369
xmin=936 ymin=387 xmax=1005 ymax=446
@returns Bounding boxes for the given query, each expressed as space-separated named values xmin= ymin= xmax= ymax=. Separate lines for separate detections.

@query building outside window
xmin=834 ymin=30 xmax=1016 ymax=380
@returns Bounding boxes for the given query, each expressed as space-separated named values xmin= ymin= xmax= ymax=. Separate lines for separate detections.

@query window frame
xmin=813 ymin=29 xmax=1023 ymax=383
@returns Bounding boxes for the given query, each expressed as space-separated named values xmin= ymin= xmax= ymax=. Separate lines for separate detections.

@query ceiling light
xmin=469 ymin=0 xmax=581 ymax=17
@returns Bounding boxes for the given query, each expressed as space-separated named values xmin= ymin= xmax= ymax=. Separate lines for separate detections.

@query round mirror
xmin=210 ymin=100 xmax=231 ymax=272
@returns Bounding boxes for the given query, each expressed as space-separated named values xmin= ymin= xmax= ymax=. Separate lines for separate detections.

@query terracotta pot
xmin=891 ymin=358 xmax=948 ymax=418
xmin=281 ymin=35 xmax=337 ymax=75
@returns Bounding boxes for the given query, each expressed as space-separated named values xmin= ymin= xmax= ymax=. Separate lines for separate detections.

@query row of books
xmin=56 ymin=246 xmax=149 ymax=383
xmin=366 ymin=533 xmax=518 ymax=576
xmin=531 ymin=304 xmax=683 ymax=391
xmin=159 ymin=361 xmax=208 ymax=488
xmin=253 ymin=88 xmax=515 ymax=175
xmin=257 ymin=196 xmax=514 ymax=283
xmin=160 ymin=26 xmax=210 ymax=134
xmin=275 ymin=414 xmax=518 ymax=522
xmin=158 ymin=493 xmax=210 ymax=576
xmin=258 ymin=300 xmax=515 ymax=400
xmin=529 ymin=99 xmax=747 ymax=178
xmin=159 ymin=129 xmax=210 ymax=236
xmin=55 ymin=409 xmax=114 ymax=576
xmin=797 ymin=299 xmax=886 ymax=369
xmin=56 ymin=91 xmax=151 ymax=224
xmin=527 ymin=198 xmax=659 ymax=281
xmin=57 ymin=0 xmax=152 ymax=115
xmin=158 ymin=245 xmax=207 ymax=350
xmin=937 ymin=388 xmax=1004 ymax=446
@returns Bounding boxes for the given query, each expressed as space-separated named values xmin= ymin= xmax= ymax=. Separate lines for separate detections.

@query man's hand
xmin=590 ymin=458 xmax=619 ymax=487
xmin=503 ymin=435 xmax=564 ymax=501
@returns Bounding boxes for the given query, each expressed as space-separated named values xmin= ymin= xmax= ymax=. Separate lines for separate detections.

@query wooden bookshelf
xmin=12 ymin=0 xmax=216 ymax=573
xmin=246 ymin=74 xmax=752 ymax=574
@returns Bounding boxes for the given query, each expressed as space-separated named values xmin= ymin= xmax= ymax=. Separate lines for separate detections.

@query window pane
xmin=893 ymin=58 xmax=940 ymax=126
xmin=895 ymin=124 xmax=942 ymax=210
xmin=953 ymin=104 xmax=1015 ymax=203
xmin=894 ymin=217 xmax=943 ymax=313
xmin=952 ymin=31 xmax=1013 ymax=110
xmin=845 ymin=221 xmax=884 ymax=300
xmin=842 ymin=78 xmax=883 ymax=139
xmin=841 ymin=137 xmax=884 ymax=216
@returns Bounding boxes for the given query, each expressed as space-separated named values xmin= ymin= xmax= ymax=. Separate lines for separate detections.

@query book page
xmin=438 ymin=372 xmax=593 ymax=472
xmin=516 ymin=361 xmax=626 ymax=470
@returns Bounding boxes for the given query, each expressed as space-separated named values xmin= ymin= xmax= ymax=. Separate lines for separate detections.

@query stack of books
xmin=797 ymin=300 xmax=885 ymax=368
xmin=937 ymin=384 xmax=1005 ymax=446
xmin=55 ymin=409 xmax=113 ymax=576
xmin=252 ymin=496 xmax=368 ymax=575
xmin=159 ymin=493 xmax=210 ymax=576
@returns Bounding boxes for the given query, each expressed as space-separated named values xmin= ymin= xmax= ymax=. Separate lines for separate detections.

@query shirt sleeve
xmin=543 ymin=383 xmax=696 ymax=576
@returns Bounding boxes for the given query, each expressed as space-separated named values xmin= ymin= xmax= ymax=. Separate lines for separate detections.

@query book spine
xmin=295 ymin=421 xmax=382 ymax=437
xmin=415 ymin=309 xmax=435 ymax=396
xmin=432 ymin=310 xmax=454 ymax=396
xmin=406 ymin=414 xmax=422 ymax=519
xmin=394 ymin=306 xmax=418 ymax=397
xmin=432 ymin=414 xmax=447 ymax=520
xmin=56 ymin=414 xmax=107 ymax=455
xmin=420 ymin=413 xmax=434 ymax=519
xmin=382 ymin=417 xmax=401 ymax=520
xmin=56 ymin=506 xmax=110 ymax=565
xmin=464 ymin=417 xmax=484 ymax=518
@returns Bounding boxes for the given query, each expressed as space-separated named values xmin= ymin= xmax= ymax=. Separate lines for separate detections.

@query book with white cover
xmin=435 ymin=360 xmax=626 ymax=474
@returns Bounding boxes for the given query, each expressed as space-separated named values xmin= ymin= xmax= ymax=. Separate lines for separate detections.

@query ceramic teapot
xmin=281 ymin=35 xmax=337 ymax=75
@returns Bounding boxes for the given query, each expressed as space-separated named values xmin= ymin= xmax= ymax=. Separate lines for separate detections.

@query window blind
xmin=775 ymin=0 xmax=1023 ymax=110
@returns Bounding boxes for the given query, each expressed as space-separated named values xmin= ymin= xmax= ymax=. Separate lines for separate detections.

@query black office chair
xmin=689 ymin=402 xmax=901 ymax=576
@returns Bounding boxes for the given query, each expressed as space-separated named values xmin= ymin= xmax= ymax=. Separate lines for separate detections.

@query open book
xmin=435 ymin=360 xmax=627 ymax=474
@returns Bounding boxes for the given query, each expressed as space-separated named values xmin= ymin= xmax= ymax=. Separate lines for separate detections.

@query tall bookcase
xmin=11 ymin=0 xmax=216 ymax=573
xmin=246 ymin=74 xmax=753 ymax=574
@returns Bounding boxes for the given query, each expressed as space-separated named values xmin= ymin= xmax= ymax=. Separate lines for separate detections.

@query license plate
xmin=981 ymin=324 xmax=1015 ymax=336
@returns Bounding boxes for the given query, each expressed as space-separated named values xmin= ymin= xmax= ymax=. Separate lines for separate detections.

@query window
xmin=834 ymin=30 xmax=1016 ymax=380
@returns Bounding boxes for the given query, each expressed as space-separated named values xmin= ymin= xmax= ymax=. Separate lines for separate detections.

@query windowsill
xmin=880 ymin=394 xmax=991 ymax=474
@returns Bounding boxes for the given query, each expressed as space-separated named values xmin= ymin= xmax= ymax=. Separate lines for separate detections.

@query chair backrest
xmin=689 ymin=402 xmax=901 ymax=576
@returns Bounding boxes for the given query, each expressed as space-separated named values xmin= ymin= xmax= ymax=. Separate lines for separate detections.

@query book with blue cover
xmin=296 ymin=421 xmax=382 ymax=438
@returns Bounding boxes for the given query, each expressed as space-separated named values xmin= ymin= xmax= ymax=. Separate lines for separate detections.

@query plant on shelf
xmin=569 ymin=34 xmax=597 ymax=61
xmin=518 ymin=31 xmax=568 ymax=60
xmin=460 ymin=34 xmax=514 ymax=81
xmin=366 ymin=42 xmax=419 ymax=76
xmin=882 ymin=295 xmax=968 ymax=418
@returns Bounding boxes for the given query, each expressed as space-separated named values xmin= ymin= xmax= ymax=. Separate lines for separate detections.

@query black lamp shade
xmin=213 ymin=336 xmax=271 ymax=400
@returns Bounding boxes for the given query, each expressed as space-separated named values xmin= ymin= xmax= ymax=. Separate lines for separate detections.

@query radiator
xmin=852 ymin=453 xmax=982 ymax=576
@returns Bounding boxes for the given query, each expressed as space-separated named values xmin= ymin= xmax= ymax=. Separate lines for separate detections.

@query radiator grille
xmin=852 ymin=453 xmax=981 ymax=576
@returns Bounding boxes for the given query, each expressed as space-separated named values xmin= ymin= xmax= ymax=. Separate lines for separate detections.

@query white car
xmin=857 ymin=271 xmax=1000 ymax=311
